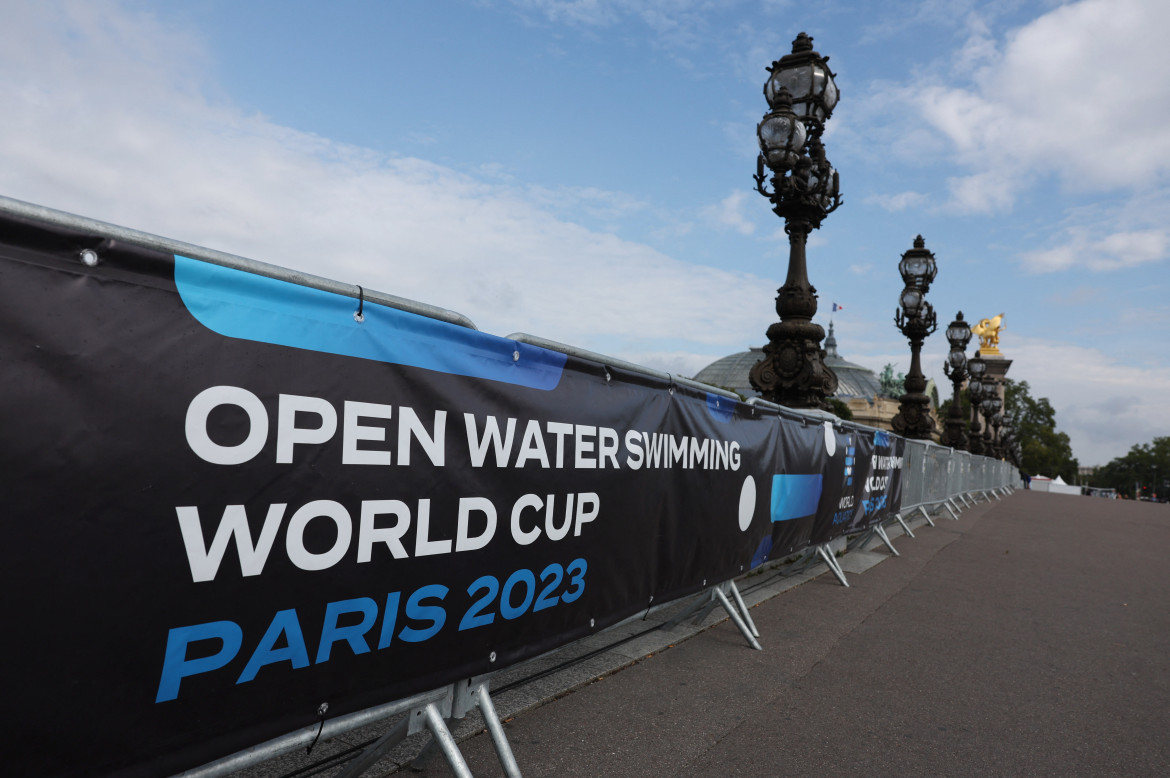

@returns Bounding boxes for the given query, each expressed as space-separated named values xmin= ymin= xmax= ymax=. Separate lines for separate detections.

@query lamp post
xmin=940 ymin=311 xmax=972 ymax=449
xmin=891 ymin=236 xmax=938 ymax=440
xmin=749 ymin=33 xmax=843 ymax=409
xmin=981 ymin=392 xmax=1002 ymax=457
xmin=991 ymin=412 xmax=1004 ymax=459
xmin=967 ymin=354 xmax=987 ymax=456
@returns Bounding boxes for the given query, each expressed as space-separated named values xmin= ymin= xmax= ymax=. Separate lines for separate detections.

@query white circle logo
xmin=738 ymin=475 xmax=756 ymax=531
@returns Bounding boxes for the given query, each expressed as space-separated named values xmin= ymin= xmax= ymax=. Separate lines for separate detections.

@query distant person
xmin=1021 ymin=472 xmax=1031 ymax=489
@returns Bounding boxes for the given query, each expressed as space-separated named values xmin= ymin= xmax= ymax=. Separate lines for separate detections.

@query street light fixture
xmin=892 ymin=236 xmax=939 ymax=440
xmin=966 ymin=355 xmax=987 ymax=456
xmin=749 ymin=33 xmax=843 ymax=409
xmin=940 ymin=311 xmax=972 ymax=450
xmin=981 ymin=392 xmax=1003 ymax=457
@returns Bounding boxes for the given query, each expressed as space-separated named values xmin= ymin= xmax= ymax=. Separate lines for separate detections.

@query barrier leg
xmin=714 ymin=586 xmax=763 ymax=650
xmin=424 ymin=703 xmax=472 ymax=778
xmin=990 ymin=489 xmax=1002 ymax=501
xmin=944 ymin=502 xmax=960 ymax=520
xmin=664 ymin=589 xmax=717 ymax=631
xmin=847 ymin=528 xmax=877 ymax=553
xmin=787 ymin=546 xmax=819 ymax=576
xmin=958 ymin=493 xmax=972 ymax=508
xmin=473 ymin=683 xmax=522 ymax=778
xmin=816 ymin=544 xmax=849 ymax=588
xmin=948 ymin=497 xmax=963 ymax=514
xmin=873 ymin=524 xmax=899 ymax=557
xmin=728 ymin=580 xmax=760 ymax=639
xmin=894 ymin=513 xmax=915 ymax=538
xmin=336 ymin=717 xmax=411 ymax=778
xmin=916 ymin=505 xmax=936 ymax=527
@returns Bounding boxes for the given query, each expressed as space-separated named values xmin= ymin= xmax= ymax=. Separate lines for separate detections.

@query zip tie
xmin=353 ymin=286 xmax=365 ymax=322
xmin=306 ymin=702 xmax=329 ymax=755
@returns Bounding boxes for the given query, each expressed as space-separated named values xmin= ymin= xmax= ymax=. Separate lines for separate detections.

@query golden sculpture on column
xmin=970 ymin=313 xmax=1005 ymax=356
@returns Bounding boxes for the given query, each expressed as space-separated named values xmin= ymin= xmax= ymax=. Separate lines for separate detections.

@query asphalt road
xmin=407 ymin=491 xmax=1170 ymax=776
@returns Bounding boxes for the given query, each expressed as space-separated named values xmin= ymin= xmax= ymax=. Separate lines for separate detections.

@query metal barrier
xmin=1 ymin=194 xmax=1019 ymax=778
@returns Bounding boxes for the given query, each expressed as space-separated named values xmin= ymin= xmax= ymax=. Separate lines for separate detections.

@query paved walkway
xmin=402 ymin=491 xmax=1170 ymax=776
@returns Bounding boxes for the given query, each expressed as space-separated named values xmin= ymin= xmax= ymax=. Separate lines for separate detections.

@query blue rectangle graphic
xmin=770 ymin=474 xmax=823 ymax=522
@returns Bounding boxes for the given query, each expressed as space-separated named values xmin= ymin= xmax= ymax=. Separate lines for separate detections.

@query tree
xmin=1092 ymin=437 xmax=1170 ymax=500
xmin=1003 ymin=379 xmax=1078 ymax=481
xmin=826 ymin=397 xmax=854 ymax=421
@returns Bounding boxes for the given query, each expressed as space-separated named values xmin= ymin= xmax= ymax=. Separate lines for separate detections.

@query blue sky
xmin=2 ymin=0 xmax=1167 ymax=464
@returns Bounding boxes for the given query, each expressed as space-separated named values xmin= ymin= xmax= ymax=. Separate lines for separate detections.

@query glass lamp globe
xmin=764 ymin=32 xmax=839 ymax=122
xmin=757 ymin=89 xmax=807 ymax=171
xmin=946 ymin=312 xmax=972 ymax=350
xmin=967 ymin=355 xmax=987 ymax=380
xmin=947 ymin=349 xmax=967 ymax=372
xmin=898 ymin=235 xmax=938 ymax=291
xmin=899 ymin=286 xmax=924 ymax=318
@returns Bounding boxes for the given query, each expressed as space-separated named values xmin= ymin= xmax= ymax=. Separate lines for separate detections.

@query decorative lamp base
xmin=892 ymin=394 xmax=935 ymax=440
xmin=749 ymin=319 xmax=838 ymax=409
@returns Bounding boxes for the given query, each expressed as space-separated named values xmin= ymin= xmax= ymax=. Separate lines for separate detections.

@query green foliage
xmin=826 ymin=397 xmax=854 ymax=421
xmin=1091 ymin=437 xmax=1170 ymax=500
xmin=1003 ymin=378 xmax=1078 ymax=481
xmin=938 ymin=392 xmax=972 ymax=425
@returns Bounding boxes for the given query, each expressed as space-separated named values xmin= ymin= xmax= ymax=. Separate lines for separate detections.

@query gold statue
xmin=971 ymin=313 xmax=1005 ymax=355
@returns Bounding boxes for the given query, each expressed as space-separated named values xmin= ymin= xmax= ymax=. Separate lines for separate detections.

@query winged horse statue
xmin=971 ymin=314 xmax=1005 ymax=354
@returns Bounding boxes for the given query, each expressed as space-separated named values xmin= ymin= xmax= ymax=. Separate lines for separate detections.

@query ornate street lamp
xmin=940 ymin=311 xmax=972 ymax=449
xmin=999 ymin=424 xmax=1018 ymax=466
xmin=991 ymin=412 xmax=1004 ymax=459
xmin=749 ymin=33 xmax=843 ymax=409
xmin=982 ymin=392 xmax=1003 ymax=458
xmin=966 ymin=355 xmax=987 ymax=456
xmin=892 ymin=236 xmax=938 ymax=439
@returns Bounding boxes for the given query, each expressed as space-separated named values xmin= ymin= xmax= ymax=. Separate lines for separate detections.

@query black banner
xmin=0 ymin=211 xmax=903 ymax=775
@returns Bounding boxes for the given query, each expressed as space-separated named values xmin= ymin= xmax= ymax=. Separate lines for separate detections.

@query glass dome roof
xmin=692 ymin=323 xmax=886 ymax=400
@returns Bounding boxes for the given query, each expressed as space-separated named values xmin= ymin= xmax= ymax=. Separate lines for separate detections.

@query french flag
xmin=832 ymin=302 xmax=844 ymax=312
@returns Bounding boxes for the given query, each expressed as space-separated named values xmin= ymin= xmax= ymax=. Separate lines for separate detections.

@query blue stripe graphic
xmin=174 ymin=256 xmax=567 ymax=390
xmin=770 ymin=474 xmax=823 ymax=522
xmin=706 ymin=393 xmax=735 ymax=423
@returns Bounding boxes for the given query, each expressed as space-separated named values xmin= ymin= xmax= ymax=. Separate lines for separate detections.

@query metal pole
xmin=474 ymin=684 xmax=522 ymax=778
xmin=714 ymin=587 xmax=763 ymax=650
xmin=816 ymin=544 xmax=849 ymax=587
xmin=336 ymin=717 xmax=410 ymax=778
xmin=873 ymin=525 xmax=899 ymax=557
xmin=728 ymin=581 xmax=760 ymax=639
xmin=894 ymin=513 xmax=915 ymax=538
xmin=424 ymin=703 xmax=472 ymax=778
xmin=916 ymin=505 xmax=936 ymax=527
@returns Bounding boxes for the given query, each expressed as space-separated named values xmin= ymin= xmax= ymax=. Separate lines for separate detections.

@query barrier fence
xmin=0 ymin=195 xmax=1016 ymax=777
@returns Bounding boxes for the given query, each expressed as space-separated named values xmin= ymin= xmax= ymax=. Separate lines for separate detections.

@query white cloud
xmin=858 ymin=334 xmax=1170 ymax=465
xmin=915 ymin=0 xmax=1170 ymax=205
xmin=866 ymin=190 xmax=928 ymax=213
xmin=0 ymin=0 xmax=770 ymax=355
xmin=1020 ymin=228 xmax=1169 ymax=274
xmin=505 ymin=0 xmax=717 ymax=49
xmin=1004 ymin=336 xmax=1170 ymax=464
xmin=702 ymin=190 xmax=757 ymax=235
